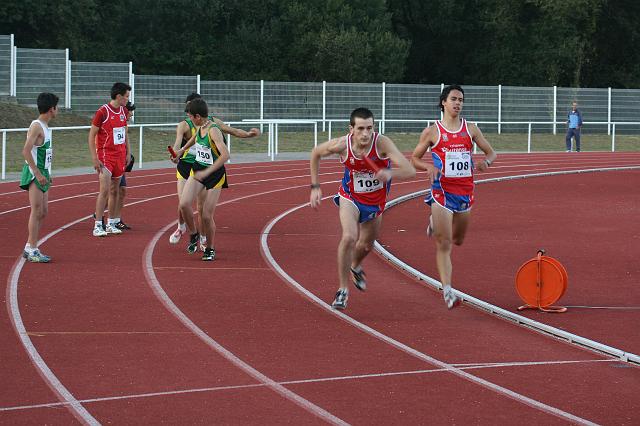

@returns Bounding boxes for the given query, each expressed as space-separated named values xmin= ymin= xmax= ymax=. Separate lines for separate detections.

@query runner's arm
xmin=22 ymin=122 xmax=47 ymax=184
xmin=88 ymin=125 xmax=101 ymax=173
xmin=212 ymin=117 xmax=260 ymax=138
xmin=376 ymin=135 xmax=415 ymax=182
xmin=470 ymin=124 xmax=497 ymax=172
xmin=309 ymin=136 xmax=347 ymax=209
xmin=411 ymin=125 xmax=438 ymax=182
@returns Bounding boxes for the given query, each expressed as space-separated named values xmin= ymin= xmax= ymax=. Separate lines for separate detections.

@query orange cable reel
xmin=515 ymin=249 xmax=568 ymax=313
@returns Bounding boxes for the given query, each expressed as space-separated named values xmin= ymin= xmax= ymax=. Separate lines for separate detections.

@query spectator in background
xmin=565 ymin=101 xmax=583 ymax=152
xmin=88 ymin=82 xmax=132 ymax=237
xmin=19 ymin=92 xmax=59 ymax=262
xmin=108 ymin=101 xmax=135 ymax=230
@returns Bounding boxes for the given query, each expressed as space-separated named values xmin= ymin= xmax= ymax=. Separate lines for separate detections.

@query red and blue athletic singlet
xmin=334 ymin=132 xmax=391 ymax=221
xmin=428 ymin=119 xmax=475 ymax=211
xmin=92 ymin=103 xmax=128 ymax=157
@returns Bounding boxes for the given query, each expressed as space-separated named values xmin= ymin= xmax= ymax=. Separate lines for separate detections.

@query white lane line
xmin=143 ymin=186 xmax=349 ymax=426
xmin=4 ymin=162 xmax=339 ymax=424
xmin=260 ymin=198 xmax=599 ymax=426
xmin=376 ymin=166 xmax=640 ymax=365
xmin=7 ymin=216 xmax=101 ymax=425
xmin=1 ymin=358 xmax=613 ymax=413
xmin=0 ymin=170 xmax=344 ymax=216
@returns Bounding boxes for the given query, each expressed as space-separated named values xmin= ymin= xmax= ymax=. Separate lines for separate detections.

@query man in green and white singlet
xmin=19 ymin=92 xmax=59 ymax=263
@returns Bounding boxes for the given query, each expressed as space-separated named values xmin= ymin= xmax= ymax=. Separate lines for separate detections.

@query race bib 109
xmin=353 ymin=170 xmax=382 ymax=193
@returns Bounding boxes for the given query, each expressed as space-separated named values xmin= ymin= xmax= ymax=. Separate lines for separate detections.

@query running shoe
xmin=443 ymin=286 xmax=461 ymax=309
xmin=351 ymin=267 xmax=367 ymax=291
xmin=201 ymin=247 xmax=216 ymax=261
xmin=331 ymin=288 xmax=349 ymax=310
xmin=93 ymin=225 xmax=107 ymax=237
xmin=187 ymin=233 xmax=199 ymax=253
xmin=169 ymin=227 xmax=185 ymax=244
xmin=105 ymin=224 xmax=123 ymax=235
xmin=115 ymin=221 xmax=131 ymax=230
xmin=26 ymin=249 xmax=51 ymax=263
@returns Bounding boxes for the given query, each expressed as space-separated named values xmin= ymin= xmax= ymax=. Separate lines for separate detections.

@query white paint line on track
xmin=143 ymin=186 xmax=349 ymax=426
xmin=376 ymin=166 xmax=640 ymax=366
xmin=7 ymin=216 xmax=101 ymax=425
xmin=260 ymin=198 xmax=599 ymax=426
xmin=0 ymin=357 xmax=612 ymax=413
xmin=4 ymin=175 xmax=338 ymax=424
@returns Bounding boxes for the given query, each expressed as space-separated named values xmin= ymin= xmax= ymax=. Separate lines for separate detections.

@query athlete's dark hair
xmin=37 ymin=92 xmax=59 ymax=114
xmin=184 ymin=93 xmax=202 ymax=112
xmin=110 ymin=82 xmax=132 ymax=100
xmin=350 ymin=107 xmax=374 ymax=126
xmin=439 ymin=84 xmax=464 ymax=112
xmin=187 ymin=98 xmax=208 ymax=118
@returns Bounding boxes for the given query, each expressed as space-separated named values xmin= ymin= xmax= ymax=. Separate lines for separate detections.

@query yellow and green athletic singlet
xmin=180 ymin=117 xmax=198 ymax=164
xmin=19 ymin=120 xmax=52 ymax=192
xmin=194 ymin=123 xmax=224 ymax=167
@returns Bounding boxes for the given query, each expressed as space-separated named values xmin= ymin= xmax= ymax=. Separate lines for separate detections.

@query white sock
xmin=95 ymin=220 xmax=103 ymax=228
xmin=24 ymin=243 xmax=35 ymax=254
xmin=178 ymin=222 xmax=186 ymax=232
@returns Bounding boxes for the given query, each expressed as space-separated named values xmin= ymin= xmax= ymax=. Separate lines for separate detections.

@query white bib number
xmin=113 ymin=127 xmax=126 ymax=145
xmin=353 ymin=171 xmax=382 ymax=193
xmin=196 ymin=144 xmax=214 ymax=165
xmin=444 ymin=151 xmax=472 ymax=178
xmin=44 ymin=148 xmax=53 ymax=170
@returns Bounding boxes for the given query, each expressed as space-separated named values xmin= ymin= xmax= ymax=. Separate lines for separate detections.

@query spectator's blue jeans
xmin=565 ymin=128 xmax=581 ymax=151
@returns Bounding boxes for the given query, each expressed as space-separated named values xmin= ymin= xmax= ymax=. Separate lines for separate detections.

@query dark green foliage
xmin=1 ymin=0 xmax=639 ymax=87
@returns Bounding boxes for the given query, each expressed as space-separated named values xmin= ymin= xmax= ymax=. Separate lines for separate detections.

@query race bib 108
xmin=444 ymin=151 xmax=472 ymax=178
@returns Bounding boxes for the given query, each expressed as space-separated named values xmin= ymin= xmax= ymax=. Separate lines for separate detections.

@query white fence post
xmin=607 ymin=87 xmax=612 ymax=135
xmin=260 ymin=79 xmax=264 ymax=133
xmin=65 ymin=50 xmax=71 ymax=109
xmin=197 ymin=74 xmax=201 ymax=94
xmin=527 ymin=122 xmax=532 ymax=153
xmin=128 ymin=62 xmax=134 ymax=103
xmin=322 ymin=80 xmax=326 ymax=132
xmin=611 ymin=123 xmax=616 ymax=152
xmin=138 ymin=126 xmax=143 ymax=168
xmin=381 ymin=82 xmax=386 ymax=134
xmin=10 ymin=38 xmax=16 ymax=96
xmin=2 ymin=131 xmax=6 ymax=180
xmin=553 ymin=86 xmax=557 ymax=135
xmin=498 ymin=84 xmax=502 ymax=135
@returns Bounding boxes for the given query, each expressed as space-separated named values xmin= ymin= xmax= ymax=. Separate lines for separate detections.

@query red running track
xmin=1 ymin=152 xmax=639 ymax=424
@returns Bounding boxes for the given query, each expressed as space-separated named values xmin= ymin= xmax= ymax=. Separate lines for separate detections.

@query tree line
xmin=2 ymin=0 xmax=639 ymax=88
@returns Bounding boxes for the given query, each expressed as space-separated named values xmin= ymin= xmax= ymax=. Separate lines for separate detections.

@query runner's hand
xmin=248 ymin=128 xmax=260 ymax=137
xmin=93 ymin=158 xmax=102 ymax=174
xmin=375 ymin=168 xmax=393 ymax=183
xmin=35 ymin=171 xmax=48 ymax=186
xmin=310 ymin=187 xmax=322 ymax=209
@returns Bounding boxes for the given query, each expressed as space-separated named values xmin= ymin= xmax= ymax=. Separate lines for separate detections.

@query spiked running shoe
xmin=331 ymin=288 xmax=349 ymax=310
xmin=26 ymin=249 xmax=51 ymax=263
xmin=351 ymin=267 xmax=367 ymax=291
xmin=169 ymin=227 xmax=185 ymax=244
xmin=201 ymin=247 xmax=216 ymax=261
xmin=115 ymin=221 xmax=131 ymax=230
xmin=443 ymin=286 xmax=461 ymax=309
xmin=187 ymin=233 xmax=200 ymax=253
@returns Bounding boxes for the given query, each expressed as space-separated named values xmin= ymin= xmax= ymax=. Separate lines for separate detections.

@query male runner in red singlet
xmin=88 ymin=82 xmax=132 ymax=237
xmin=310 ymin=107 xmax=415 ymax=310
xmin=411 ymin=84 xmax=497 ymax=309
